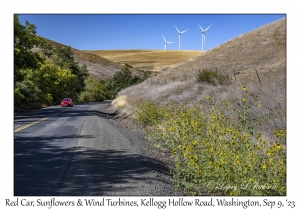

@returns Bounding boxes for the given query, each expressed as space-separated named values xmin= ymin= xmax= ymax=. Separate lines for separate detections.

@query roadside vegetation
xmin=136 ymin=74 xmax=286 ymax=196
xmin=78 ymin=66 xmax=148 ymax=103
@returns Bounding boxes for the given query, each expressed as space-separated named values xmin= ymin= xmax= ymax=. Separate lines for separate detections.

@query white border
xmin=1 ymin=0 xmax=297 ymax=209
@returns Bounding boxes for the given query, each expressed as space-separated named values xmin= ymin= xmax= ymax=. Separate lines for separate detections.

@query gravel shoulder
xmin=60 ymin=102 xmax=177 ymax=196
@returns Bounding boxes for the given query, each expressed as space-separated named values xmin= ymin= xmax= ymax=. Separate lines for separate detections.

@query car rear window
xmin=63 ymin=98 xmax=70 ymax=101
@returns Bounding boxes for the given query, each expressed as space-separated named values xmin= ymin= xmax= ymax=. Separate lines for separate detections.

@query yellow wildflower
xmin=172 ymin=149 xmax=177 ymax=155
xmin=262 ymin=164 xmax=267 ymax=170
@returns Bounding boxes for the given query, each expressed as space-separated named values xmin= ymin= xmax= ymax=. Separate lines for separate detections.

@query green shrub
xmin=78 ymin=67 xmax=146 ymax=102
xmin=197 ymin=69 xmax=231 ymax=85
xmin=125 ymin=63 xmax=133 ymax=68
xmin=106 ymin=66 xmax=145 ymax=99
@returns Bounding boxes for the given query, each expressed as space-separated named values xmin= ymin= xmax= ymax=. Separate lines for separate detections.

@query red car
xmin=61 ymin=98 xmax=73 ymax=107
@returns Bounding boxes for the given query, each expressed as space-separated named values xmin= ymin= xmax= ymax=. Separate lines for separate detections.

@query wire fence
xmin=145 ymin=68 xmax=263 ymax=87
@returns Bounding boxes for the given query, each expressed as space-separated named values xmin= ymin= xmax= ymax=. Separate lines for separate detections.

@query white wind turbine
xmin=162 ymin=34 xmax=174 ymax=50
xmin=198 ymin=24 xmax=212 ymax=51
xmin=174 ymin=25 xmax=189 ymax=50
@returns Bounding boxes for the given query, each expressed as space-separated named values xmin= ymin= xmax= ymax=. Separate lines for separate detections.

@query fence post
xmin=233 ymin=69 xmax=236 ymax=81
xmin=185 ymin=75 xmax=186 ymax=81
xmin=255 ymin=69 xmax=262 ymax=87
xmin=157 ymin=78 xmax=159 ymax=85
xmin=151 ymin=78 xmax=152 ymax=84
xmin=164 ymin=79 xmax=166 ymax=84
xmin=173 ymin=78 xmax=174 ymax=82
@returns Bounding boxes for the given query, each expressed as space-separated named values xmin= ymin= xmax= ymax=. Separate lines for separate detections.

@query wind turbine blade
xmin=205 ymin=24 xmax=212 ymax=31
xmin=181 ymin=29 xmax=189 ymax=33
xmin=167 ymin=42 xmax=174 ymax=44
xmin=174 ymin=25 xmax=180 ymax=33
xmin=162 ymin=34 xmax=166 ymax=42
xmin=198 ymin=24 xmax=204 ymax=31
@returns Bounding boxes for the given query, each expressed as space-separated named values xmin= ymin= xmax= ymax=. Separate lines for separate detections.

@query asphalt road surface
xmin=14 ymin=102 xmax=173 ymax=196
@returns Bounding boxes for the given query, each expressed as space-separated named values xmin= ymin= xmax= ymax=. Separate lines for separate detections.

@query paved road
xmin=14 ymin=102 xmax=173 ymax=196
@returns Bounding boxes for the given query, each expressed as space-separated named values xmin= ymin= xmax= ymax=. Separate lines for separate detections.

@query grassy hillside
xmin=82 ymin=50 xmax=203 ymax=72
xmin=158 ymin=18 xmax=285 ymax=85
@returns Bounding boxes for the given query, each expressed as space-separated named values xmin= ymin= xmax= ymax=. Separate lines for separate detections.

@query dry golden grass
xmin=82 ymin=50 xmax=203 ymax=72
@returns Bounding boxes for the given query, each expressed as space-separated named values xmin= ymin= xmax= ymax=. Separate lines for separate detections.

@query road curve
xmin=14 ymin=102 xmax=173 ymax=196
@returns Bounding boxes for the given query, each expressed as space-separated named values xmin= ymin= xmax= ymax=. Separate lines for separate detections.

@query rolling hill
xmin=44 ymin=39 xmax=202 ymax=79
xmin=44 ymin=38 xmax=140 ymax=78
xmin=82 ymin=50 xmax=203 ymax=72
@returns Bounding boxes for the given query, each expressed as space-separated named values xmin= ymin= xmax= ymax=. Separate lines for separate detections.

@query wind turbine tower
xmin=174 ymin=25 xmax=189 ymax=50
xmin=162 ymin=34 xmax=174 ymax=50
xmin=198 ymin=24 xmax=212 ymax=51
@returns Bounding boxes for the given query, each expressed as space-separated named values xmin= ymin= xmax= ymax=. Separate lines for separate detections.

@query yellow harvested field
xmin=82 ymin=50 xmax=203 ymax=71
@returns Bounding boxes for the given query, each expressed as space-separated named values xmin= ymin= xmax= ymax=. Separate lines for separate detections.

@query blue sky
xmin=19 ymin=14 xmax=285 ymax=51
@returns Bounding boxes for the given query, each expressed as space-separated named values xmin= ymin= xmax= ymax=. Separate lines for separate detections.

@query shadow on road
xmin=14 ymin=134 xmax=171 ymax=196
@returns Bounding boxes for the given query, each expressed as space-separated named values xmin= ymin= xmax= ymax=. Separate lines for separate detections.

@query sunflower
xmin=172 ymin=148 xmax=177 ymax=155
xmin=275 ymin=143 xmax=281 ymax=149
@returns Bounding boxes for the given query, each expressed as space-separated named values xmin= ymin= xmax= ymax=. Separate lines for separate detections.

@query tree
xmin=14 ymin=14 xmax=47 ymax=83
xmin=106 ymin=66 xmax=142 ymax=98
xmin=50 ymin=45 xmax=88 ymax=100
xmin=14 ymin=61 xmax=76 ymax=107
